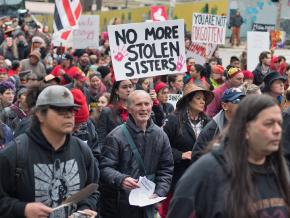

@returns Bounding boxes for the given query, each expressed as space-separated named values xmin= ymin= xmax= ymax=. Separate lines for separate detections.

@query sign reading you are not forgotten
xmin=108 ymin=20 xmax=186 ymax=81
xmin=192 ymin=13 xmax=227 ymax=45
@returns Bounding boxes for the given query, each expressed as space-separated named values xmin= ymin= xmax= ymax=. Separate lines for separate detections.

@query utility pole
xmin=169 ymin=0 xmax=176 ymax=19
xmin=276 ymin=0 xmax=282 ymax=30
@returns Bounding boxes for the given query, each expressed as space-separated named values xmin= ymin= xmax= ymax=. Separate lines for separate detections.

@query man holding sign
xmin=108 ymin=20 xmax=187 ymax=81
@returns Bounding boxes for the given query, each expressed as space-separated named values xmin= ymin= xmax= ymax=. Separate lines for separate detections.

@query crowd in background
xmin=1 ymin=15 xmax=290 ymax=218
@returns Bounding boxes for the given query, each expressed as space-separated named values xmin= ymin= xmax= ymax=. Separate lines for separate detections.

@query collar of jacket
xmin=213 ymin=110 xmax=227 ymax=132
xmin=126 ymin=114 xmax=154 ymax=134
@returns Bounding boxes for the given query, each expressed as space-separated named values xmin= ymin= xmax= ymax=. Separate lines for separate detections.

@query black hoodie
xmin=168 ymin=146 xmax=289 ymax=218
xmin=0 ymin=125 xmax=99 ymax=218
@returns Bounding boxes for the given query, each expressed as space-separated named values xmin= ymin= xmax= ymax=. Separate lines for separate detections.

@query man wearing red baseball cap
xmin=65 ymin=70 xmax=90 ymax=105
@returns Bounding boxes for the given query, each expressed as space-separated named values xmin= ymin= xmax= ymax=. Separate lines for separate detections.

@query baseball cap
xmin=73 ymin=73 xmax=87 ymax=82
xmin=227 ymin=67 xmax=242 ymax=79
xmin=36 ymin=85 xmax=79 ymax=108
xmin=221 ymin=87 xmax=246 ymax=103
xmin=263 ymin=71 xmax=286 ymax=88
xmin=61 ymin=53 xmax=73 ymax=61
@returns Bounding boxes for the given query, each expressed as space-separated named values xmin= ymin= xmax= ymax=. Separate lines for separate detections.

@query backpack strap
xmin=15 ymin=133 xmax=29 ymax=179
xmin=121 ymin=124 xmax=147 ymax=175
xmin=75 ymin=137 xmax=91 ymax=169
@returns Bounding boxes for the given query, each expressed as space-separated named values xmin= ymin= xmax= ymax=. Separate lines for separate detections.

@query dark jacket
xmin=0 ymin=104 xmax=26 ymax=132
xmin=99 ymin=116 xmax=173 ymax=218
xmin=168 ymin=147 xmax=289 ymax=218
xmin=96 ymin=106 xmax=127 ymax=149
xmin=72 ymin=119 xmax=101 ymax=162
xmin=0 ymin=123 xmax=13 ymax=150
xmin=229 ymin=15 xmax=243 ymax=27
xmin=191 ymin=110 xmax=227 ymax=163
xmin=163 ymin=112 xmax=210 ymax=189
xmin=13 ymin=116 xmax=31 ymax=137
xmin=253 ymin=64 xmax=271 ymax=86
xmin=283 ymin=108 xmax=290 ymax=164
xmin=0 ymin=126 xmax=99 ymax=217
xmin=152 ymin=102 xmax=174 ymax=127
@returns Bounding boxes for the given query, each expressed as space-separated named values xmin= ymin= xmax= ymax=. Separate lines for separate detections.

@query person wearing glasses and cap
xmin=206 ymin=67 xmax=244 ymax=118
xmin=192 ymin=87 xmax=246 ymax=163
xmin=0 ymin=85 xmax=99 ymax=218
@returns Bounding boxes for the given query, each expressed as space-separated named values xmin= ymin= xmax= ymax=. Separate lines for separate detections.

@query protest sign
xmin=72 ymin=15 xmax=99 ymax=49
xmin=192 ymin=13 xmax=227 ymax=45
xmin=270 ymin=30 xmax=286 ymax=49
xmin=52 ymin=15 xmax=99 ymax=49
xmin=151 ymin=6 xmax=168 ymax=21
xmin=252 ymin=23 xmax=275 ymax=32
xmin=108 ymin=20 xmax=186 ymax=81
xmin=247 ymin=31 xmax=270 ymax=71
xmin=185 ymin=42 xmax=217 ymax=65
xmin=168 ymin=94 xmax=182 ymax=109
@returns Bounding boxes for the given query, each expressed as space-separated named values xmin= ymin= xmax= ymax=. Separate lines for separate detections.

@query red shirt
xmin=51 ymin=65 xmax=80 ymax=85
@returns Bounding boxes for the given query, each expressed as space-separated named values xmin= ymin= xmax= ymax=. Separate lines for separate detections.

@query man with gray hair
xmin=100 ymin=90 xmax=174 ymax=218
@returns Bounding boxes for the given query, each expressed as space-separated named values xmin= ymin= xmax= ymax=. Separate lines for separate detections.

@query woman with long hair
xmin=168 ymin=94 xmax=290 ymax=218
xmin=97 ymin=80 xmax=133 ymax=148
xmin=159 ymin=83 xmax=214 ymax=218
xmin=168 ymin=74 xmax=184 ymax=94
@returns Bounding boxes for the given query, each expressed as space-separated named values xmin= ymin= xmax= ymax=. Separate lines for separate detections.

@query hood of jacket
xmin=27 ymin=123 xmax=70 ymax=152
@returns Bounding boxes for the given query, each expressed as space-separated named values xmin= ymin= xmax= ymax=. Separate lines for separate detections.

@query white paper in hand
xmin=129 ymin=176 xmax=166 ymax=207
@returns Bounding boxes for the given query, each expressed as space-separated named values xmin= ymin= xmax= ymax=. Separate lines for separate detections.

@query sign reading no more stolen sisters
xmin=108 ymin=20 xmax=186 ymax=81
xmin=192 ymin=13 xmax=227 ymax=45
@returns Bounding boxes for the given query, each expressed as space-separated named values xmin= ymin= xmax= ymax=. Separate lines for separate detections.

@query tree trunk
xmin=80 ymin=0 xmax=93 ymax=12
xmin=96 ymin=0 xmax=102 ymax=11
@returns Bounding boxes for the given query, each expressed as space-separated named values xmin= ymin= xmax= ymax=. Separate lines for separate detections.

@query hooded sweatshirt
xmin=0 ymin=125 xmax=99 ymax=218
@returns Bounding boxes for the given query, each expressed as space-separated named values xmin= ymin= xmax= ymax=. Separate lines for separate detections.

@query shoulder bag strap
xmin=121 ymin=124 xmax=147 ymax=174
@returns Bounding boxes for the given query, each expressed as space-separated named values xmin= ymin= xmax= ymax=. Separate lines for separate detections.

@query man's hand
xmin=121 ymin=177 xmax=140 ymax=190
xmin=80 ymin=209 xmax=98 ymax=218
xmin=24 ymin=202 xmax=53 ymax=218
xmin=182 ymin=151 xmax=192 ymax=160
xmin=149 ymin=193 xmax=162 ymax=209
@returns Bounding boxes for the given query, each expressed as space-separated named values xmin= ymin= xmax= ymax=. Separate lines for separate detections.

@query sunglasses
xmin=230 ymin=98 xmax=242 ymax=104
xmin=49 ymin=106 xmax=77 ymax=115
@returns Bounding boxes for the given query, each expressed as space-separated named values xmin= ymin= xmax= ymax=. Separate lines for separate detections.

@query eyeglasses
xmin=49 ymin=106 xmax=76 ymax=115
xmin=230 ymin=98 xmax=242 ymax=104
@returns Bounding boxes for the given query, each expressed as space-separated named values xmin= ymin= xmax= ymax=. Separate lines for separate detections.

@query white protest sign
xmin=52 ymin=15 xmax=99 ymax=49
xmin=185 ymin=42 xmax=217 ymax=65
xmin=72 ymin=15 xmax=99 ymax=49
xmin=168 ymin=94 xmax=182 ymax=109
xmin=108 ymin=20 xmax=186 ymax=81
xmin=192 ymin=13 xmax=227 ymax=45
xmin=247 ymin=31 xmax=270 ymax=71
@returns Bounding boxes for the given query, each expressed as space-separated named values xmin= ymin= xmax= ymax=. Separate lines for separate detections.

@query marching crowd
xmin=0 ymin=16 xmax=290 ymax=218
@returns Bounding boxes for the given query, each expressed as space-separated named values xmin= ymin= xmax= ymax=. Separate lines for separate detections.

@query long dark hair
xmin=224 ymin=94 xmax=290 ymax=218
xmin=109 ymin=81 xmax=122 ymax=105
xmin=175 ymin=91 xmax=207 ymax=135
